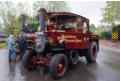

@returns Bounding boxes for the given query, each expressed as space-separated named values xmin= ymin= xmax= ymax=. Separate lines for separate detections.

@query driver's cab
xmin=45 ymin=12 xmax=89 ymax=34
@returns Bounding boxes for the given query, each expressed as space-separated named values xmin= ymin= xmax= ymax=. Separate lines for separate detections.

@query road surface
xmin=0 ymin=45 xmax=120 ymax=81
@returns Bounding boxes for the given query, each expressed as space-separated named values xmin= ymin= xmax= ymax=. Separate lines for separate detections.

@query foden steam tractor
xmin=18 ymin=8 xmax=99 ymax=79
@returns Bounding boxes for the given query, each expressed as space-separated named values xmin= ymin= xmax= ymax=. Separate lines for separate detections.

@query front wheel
xmin=85 ymin=41 xmax=97 ymax=63
xmin=23 ymin=50 xmax=37 ymax=70
xmin=49 ymin=54 xmax=68 ymax=79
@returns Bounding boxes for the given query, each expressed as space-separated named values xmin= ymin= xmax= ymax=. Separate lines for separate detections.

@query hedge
xmin=112 ymin=24 xmax=120 ymax=33
xmin=0 ymin=43 xmax=6 ymax=49
xmin=99 ymin=31 xmax=109 ymax=39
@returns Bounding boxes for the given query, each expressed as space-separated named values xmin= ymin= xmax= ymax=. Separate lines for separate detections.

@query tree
xmin=0 ymin=1 xmax=18 ymax=34
xmin=31 ymin=1 xmax=70 ymax=31
xmin=90 ymin=24 xmax=96 ymax=29
xmin=32 ymin=1 xmax=70 ymax=14
xmin=32 ymin=1 xmax=47 ymax=16
xmin=90 ymin=24 xmax=96 ymax=35
xmin=0 ymin=1 xmax=70 ymax=34
xmin=0 ymin=1 xmax=31 ymax=34
xmin=100 ymin=1 xmax=120 ymax=26
xmin=47 ymin=1 xmax=70 ymax=12
xmin=0 ymin=24 xmax=3 ymax=34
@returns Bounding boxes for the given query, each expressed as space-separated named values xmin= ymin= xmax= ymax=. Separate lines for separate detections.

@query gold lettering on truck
xmin=57 ymin=35 xmax=82 ymax=43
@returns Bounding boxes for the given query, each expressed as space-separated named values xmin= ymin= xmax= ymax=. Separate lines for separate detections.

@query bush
xmin=112 ymin=24 xmax=120 ymax=33
xmin=90 ymin=29 xmax=95 ymax=35
xmin=0 ymin=43 xmax=6 ymax=49
xmin=29 ymin=21 xmax=39 ymax=31
xmin=99 ymin=31 xmax=109 ymax=39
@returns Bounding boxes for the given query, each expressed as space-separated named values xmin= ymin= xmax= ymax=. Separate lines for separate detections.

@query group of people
xmin=6 ymin=34 xmax=27 ymax=62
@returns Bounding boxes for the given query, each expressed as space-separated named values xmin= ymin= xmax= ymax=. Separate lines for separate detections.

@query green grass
xmin=0 ymin=43 xmax=6 ymax=49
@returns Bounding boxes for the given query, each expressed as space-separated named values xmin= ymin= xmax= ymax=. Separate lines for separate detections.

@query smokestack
xmin=38 ymin=8 xmax=46 ymax=32
xmin=21 ymin=14 xmax=25 ymax=32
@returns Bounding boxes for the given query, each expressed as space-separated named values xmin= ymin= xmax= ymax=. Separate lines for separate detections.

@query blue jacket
xmin=8 ymin=38 xmax=15 ymax=51
xmin=6 ymin=38 xmax=10 ymax=49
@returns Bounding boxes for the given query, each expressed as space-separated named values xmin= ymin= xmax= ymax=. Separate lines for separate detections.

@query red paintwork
xmin=28 ymin=34 xmax=36 ymax=40
xmin=46 ymin=26 xmax=99 ymax=49
xmin=56 ymin=58 xmax=66 ymax=75
xmin=22 ymin=11 xmax=99 ymax=72
xmin=28 ymin=56 xmax=37 ymax=67
xmin=45 ymin=12 xmax=99 ymax=49
xmin=46 ymin=25 xmax=55 ymax=31
xmin=66 ymin=28 xmax=76 ymax=32
xmin=31 ymin=12 xmax=99 ymax=49
xmin=28 ymin=56 xmax=50 ymax=69
xmin=76 ymin=17 xmax=78 ymax=32
xmin=36 ymin=57 xmax=50 ymax=66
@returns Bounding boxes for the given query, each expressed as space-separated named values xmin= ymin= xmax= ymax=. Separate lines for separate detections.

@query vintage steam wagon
xmin=21 ymin=8 xmax=99 ymax=79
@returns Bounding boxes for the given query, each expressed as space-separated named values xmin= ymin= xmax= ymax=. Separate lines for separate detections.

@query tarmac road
xmin=0 ymin=45 xmax=120 ymax=81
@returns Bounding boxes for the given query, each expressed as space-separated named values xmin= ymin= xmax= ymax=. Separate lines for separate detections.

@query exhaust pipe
xmin=38 ymin=8 xmax=46 ymax=32
xmin=21 ymin=14 xmax=25 ymax=32
xmin=34 ymin=8 xmax=48 ymax=53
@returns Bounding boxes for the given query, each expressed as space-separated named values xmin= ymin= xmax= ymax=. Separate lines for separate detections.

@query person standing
xmin=18 ymin=36 xmax=26 ymax=60
xmin=8 ymin=35 xmax=16 ymax=62
xmin=6 ymin=35 xmax=11 ymax=61
xmin=6 ymin=35 xmax=11 ymax=49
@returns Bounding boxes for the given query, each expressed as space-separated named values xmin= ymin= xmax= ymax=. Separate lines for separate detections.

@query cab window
xmin=78 ymin=18 xmax=83 ymax=31
xmin=83 ymin=22 xmax=87 ymax=33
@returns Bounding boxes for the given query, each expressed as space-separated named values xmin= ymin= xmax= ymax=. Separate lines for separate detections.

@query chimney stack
xmin=21 ymin=14 xmax=25 ymax=32
xmin=38 ymin=8 xmax=46 ymax=32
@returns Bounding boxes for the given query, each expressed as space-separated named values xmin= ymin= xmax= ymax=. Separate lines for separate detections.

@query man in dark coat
xmin=18 ymin=36 xmax=27 ymax=60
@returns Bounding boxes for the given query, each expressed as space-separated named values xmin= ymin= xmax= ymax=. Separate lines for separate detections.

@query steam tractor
xmin=20 ymin=8 xmax=99 ymax=79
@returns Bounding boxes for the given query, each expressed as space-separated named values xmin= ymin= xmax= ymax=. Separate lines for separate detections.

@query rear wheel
xmin=23 ymin=50 xmax=37 ymax=70
xmin=85 ymin=41 xmax=97 ymax=63
xmin=49 ymin=54 xmax=68 ymax=79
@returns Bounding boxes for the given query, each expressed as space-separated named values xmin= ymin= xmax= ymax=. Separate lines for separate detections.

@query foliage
xmin=90 ymin=24 xmax=96 ymax=29
xmin=0 ymin=26 xmax=4 ymax=34
xmin=0 ymin=1 xmax=70 ymax=34
xmin=0 ymin=43 xmax=6 ymax=49
xmin=29 ymin=19 xmax=39 ymax=31
xmin=32 ymin=1 xmax=47 ymax=16
xmin=100 ymin=1 xmax=120 ymax=25
xmin=0 ymin=1 xmax=17 ymax=34
xmin=0 ymin=1 xmax=31 ymax=34
xmin=93 ymin=24 xmax=120 ymax=39
xmin=99 ymin=31 xmax=109 ymax=39
xmin=90 ymin=24 xmax=96 ymax=35
xmin=90 ymin=29 xmax=94 ymax=34
xmin=31 ymin=1 xmax=70 ymax=30
xmin=47 ymin=1 xmax=70 ymax=12
xmin=32 ymin=1 xmax=70 ymax=14
xmin=112 ymin=24 xmax=120 ymax=33
xmin=17 ymin=2 xmax=31 ymax=16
